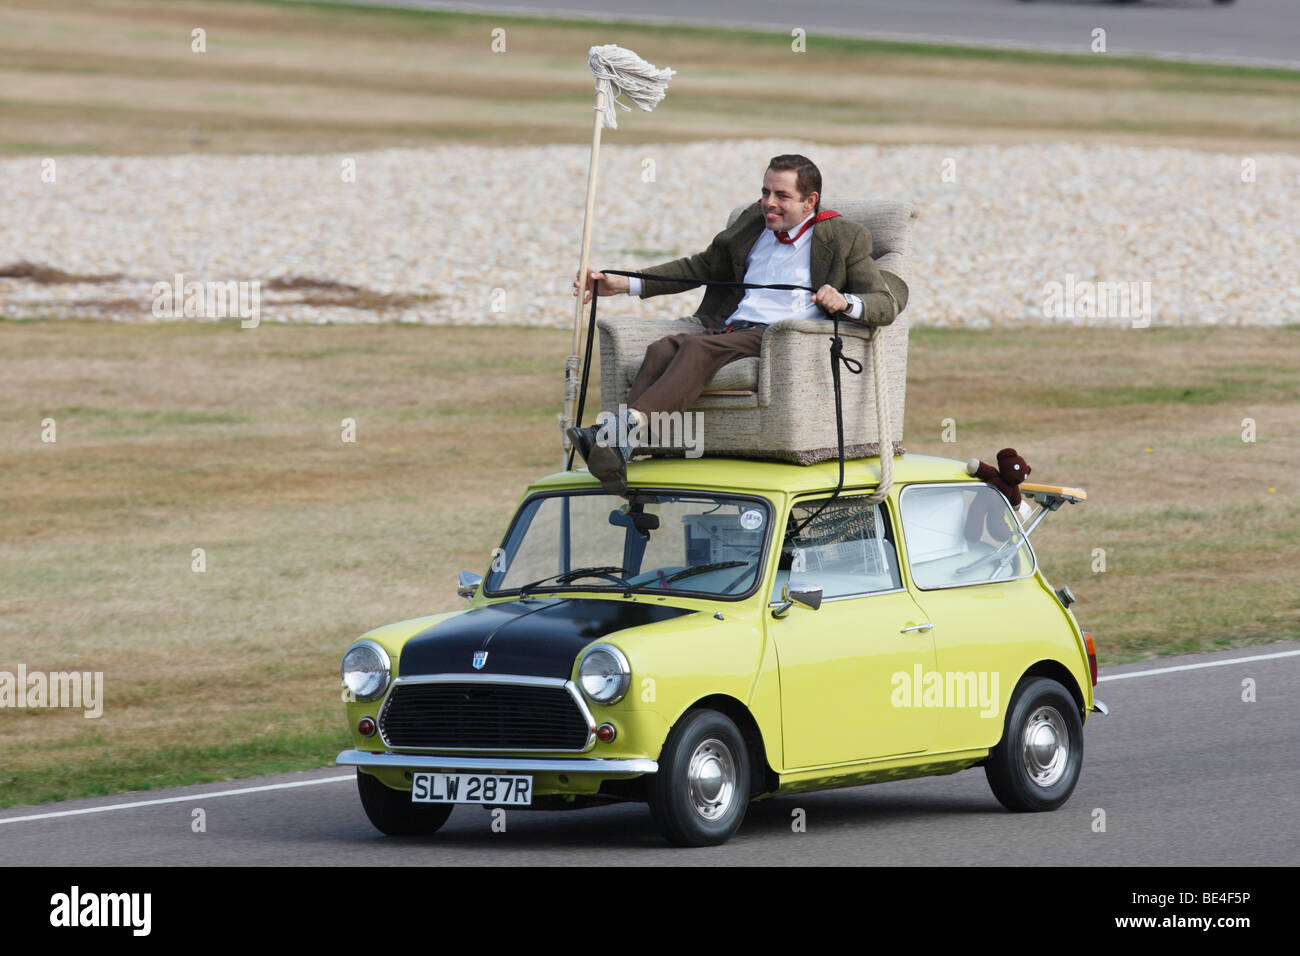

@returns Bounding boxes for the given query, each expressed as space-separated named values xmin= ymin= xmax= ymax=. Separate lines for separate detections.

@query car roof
xmin=530 ymin=453 xmax=975 ymax=497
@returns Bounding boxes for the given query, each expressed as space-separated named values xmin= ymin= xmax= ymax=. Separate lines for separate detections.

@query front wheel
xmin=356 ymin=770 xmax=454 ymax=836
xmin=648 ymin=709 xmax=751 ymax=846
xmin=985 ymin=678 xmax=1083 ymax=812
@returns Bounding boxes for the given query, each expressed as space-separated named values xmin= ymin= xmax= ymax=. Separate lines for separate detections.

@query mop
xmin=561 ymin=45 xmax=675 ymax=468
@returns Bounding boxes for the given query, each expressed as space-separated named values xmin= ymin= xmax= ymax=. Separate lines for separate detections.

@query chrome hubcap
xmin=1021 ymin=705 xmax=1069 ymax=788
xmin=687 ymin=738 xmax=737 ymax=821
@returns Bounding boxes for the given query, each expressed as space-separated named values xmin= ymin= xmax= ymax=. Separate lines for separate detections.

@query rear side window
xmin=771 ymin=496 xmax=902 ymax=601
xmin=899 ymin=484 xmax=1035 ymax=590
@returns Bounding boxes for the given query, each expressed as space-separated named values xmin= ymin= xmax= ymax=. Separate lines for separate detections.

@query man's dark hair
xmin=767 ymin=154 xmax=822 ymax=212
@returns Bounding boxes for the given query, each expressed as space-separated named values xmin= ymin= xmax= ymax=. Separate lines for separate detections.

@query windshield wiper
xmin=616 ymin=561 xmax=751 ymax=597
xmin=663 ymin=561 xmax=748 ymax=584
xmin=517 ymin=566 xmax=630 ymax=598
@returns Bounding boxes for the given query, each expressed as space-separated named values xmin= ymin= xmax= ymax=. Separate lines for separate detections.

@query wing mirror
xmin=772 ymin=584 xmax=823 ymax=619
xmin=457 ymin=571 xmax=482 ymax=601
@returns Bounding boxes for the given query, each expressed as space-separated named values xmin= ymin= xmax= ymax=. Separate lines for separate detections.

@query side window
xmin=900 ymin=484 xmax=1034 ymax=590
xmin=771 ymin=497 xmax=902 ymax=601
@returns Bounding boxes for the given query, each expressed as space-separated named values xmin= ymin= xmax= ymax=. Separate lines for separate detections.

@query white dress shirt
xmin=627 ymin=211 xmax=864 ymax=323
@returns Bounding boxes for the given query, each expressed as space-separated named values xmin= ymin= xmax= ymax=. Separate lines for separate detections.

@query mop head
xmin=587 ymin=44 xmax=675 ymax=129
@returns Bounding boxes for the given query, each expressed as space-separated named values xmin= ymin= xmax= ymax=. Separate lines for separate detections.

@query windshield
xmin=484 ymin=490 xmax=773 ymax=600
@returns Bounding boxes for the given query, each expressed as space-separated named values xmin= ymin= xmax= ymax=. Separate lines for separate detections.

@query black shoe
xmin=566 ymin=425 xmax=600 ymax=466
xmin=586 ymin=440 xmax=627 ymax=487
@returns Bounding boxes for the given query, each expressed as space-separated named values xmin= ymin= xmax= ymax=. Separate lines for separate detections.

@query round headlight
xmin=341 ymin=640 xmax=390 ymax=702
xmin=578 ymin=644 xmax=630 ymax=704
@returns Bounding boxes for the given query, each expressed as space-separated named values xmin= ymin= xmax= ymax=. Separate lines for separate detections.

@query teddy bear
xmin=964 ymin=448 xmax=1032 ymax=542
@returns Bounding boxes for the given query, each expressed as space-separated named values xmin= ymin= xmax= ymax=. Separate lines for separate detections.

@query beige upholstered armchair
xmin=596 ymin=198 xmax=919 ymax=465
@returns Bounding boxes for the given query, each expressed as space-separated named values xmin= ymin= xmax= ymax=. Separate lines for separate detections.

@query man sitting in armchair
xmin=569 ymin=153 xmax=906 ymax=485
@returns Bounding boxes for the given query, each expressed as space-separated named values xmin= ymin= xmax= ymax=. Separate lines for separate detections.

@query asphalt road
xmin=296 ymin=0 xmax=1300 ymax=69
xmin=2 ymin=642 xmax=1296 ymax=866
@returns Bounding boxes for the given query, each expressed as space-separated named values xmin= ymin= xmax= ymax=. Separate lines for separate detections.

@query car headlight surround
xmin=578 ymin=643 xmax=631 ymax=705
xmin=341 ymin=640 xmax=391 ymax=702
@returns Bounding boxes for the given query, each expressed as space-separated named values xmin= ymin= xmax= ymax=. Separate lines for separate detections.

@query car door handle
xmin=899 ymin=622 xmax=934 ymax=633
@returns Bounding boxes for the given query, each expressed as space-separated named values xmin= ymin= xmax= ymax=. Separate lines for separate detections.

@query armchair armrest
xmin=848 ymin=267 xmax=909 ymax=326
xmin=757 ymin=317 xmax=880 ymax=408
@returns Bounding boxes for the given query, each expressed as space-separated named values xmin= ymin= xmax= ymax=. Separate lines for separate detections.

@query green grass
xmin=51 ymin=405 xmax=249 ymax=430
xmin=0 ymin=731 xmax=348 ymax=807
xmin=1047 ymin=380 xmax=1300 ymax=408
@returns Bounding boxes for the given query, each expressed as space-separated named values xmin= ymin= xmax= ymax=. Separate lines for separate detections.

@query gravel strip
xmin=2 ymin=141 xmax=1296 ymax=327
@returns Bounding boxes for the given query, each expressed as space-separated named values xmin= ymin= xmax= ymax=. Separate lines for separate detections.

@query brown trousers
xmin=626 ymin=327 xmax=766 ymax=415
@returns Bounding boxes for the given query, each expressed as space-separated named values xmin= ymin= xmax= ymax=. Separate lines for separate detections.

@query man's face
xmin=761 ymin=168 xmax=817 ymax=232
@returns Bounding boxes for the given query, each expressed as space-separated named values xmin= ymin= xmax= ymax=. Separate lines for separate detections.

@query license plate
xmin=411 ymin=772 xmax=532 ymax=806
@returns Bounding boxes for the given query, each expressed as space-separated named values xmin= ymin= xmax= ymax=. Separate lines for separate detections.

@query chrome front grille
xmin=378 ymin=677 xmax=593 ymax=752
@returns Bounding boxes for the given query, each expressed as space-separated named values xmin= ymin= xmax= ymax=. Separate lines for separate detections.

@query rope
xmin=788 ymin=313 xmax=856 ymax=536
xmin=863 ymin=324 xmax=894 ymax=506
xmin=575 ymin=269 xmax=898 ymax=509
xmin=587 ymin=45 xmax=676 ymax=130
xmin=601 ymin=269 xmax=813 ymax=294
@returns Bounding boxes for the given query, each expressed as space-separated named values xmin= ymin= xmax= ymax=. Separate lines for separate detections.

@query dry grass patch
xmin=0 ymin=261 xmax=122 ymax=283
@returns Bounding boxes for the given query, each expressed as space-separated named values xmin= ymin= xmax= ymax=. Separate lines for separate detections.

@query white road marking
xmin=0 ymin=774 xmax=354 ymax=825
xmin=1099 ymin=649 xmax=1300 ymax=683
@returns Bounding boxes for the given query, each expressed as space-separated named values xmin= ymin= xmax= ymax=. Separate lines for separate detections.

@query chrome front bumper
xmin=337 ymin=750 xmax=657 ymax=775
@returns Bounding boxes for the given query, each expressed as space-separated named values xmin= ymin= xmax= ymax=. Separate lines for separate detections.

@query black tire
xmin=356 ymin=770 xmax=454 ymax=836
xmin=985 ymin=678 xmax=1083 ymax=812
xmin=648 ymin=709 xmax=751 ymax=847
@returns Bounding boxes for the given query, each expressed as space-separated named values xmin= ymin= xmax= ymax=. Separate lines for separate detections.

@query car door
xmin=897 ymin=482 xmax=1042 ymax=752
xmin=768 ymin=494 xmax=938 ymax=770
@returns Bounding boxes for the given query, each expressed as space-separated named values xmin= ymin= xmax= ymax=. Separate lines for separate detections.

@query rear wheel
xmin=356 ymin=770 xmax=454 ymax=836
xmin=648 ymin=709 xmax=750 ymax=846
xmin=985 ymin=678 xmax=1083 ymax=812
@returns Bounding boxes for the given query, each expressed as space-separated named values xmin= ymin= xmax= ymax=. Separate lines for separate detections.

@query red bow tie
xmin=774 ymin=210 xmax=840 ymax=244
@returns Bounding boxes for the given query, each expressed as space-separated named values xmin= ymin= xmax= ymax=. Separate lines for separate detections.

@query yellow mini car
xmin=337 ymin=453 xmax=1105 ymax=846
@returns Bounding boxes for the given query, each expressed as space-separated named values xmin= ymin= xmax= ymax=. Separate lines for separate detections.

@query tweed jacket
xmin=634 ymin=201 xmax=907 ymax=331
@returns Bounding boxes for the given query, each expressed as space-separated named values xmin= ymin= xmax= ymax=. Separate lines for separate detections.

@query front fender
xmin=584 ymin=608 xmax=768 ymax=761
